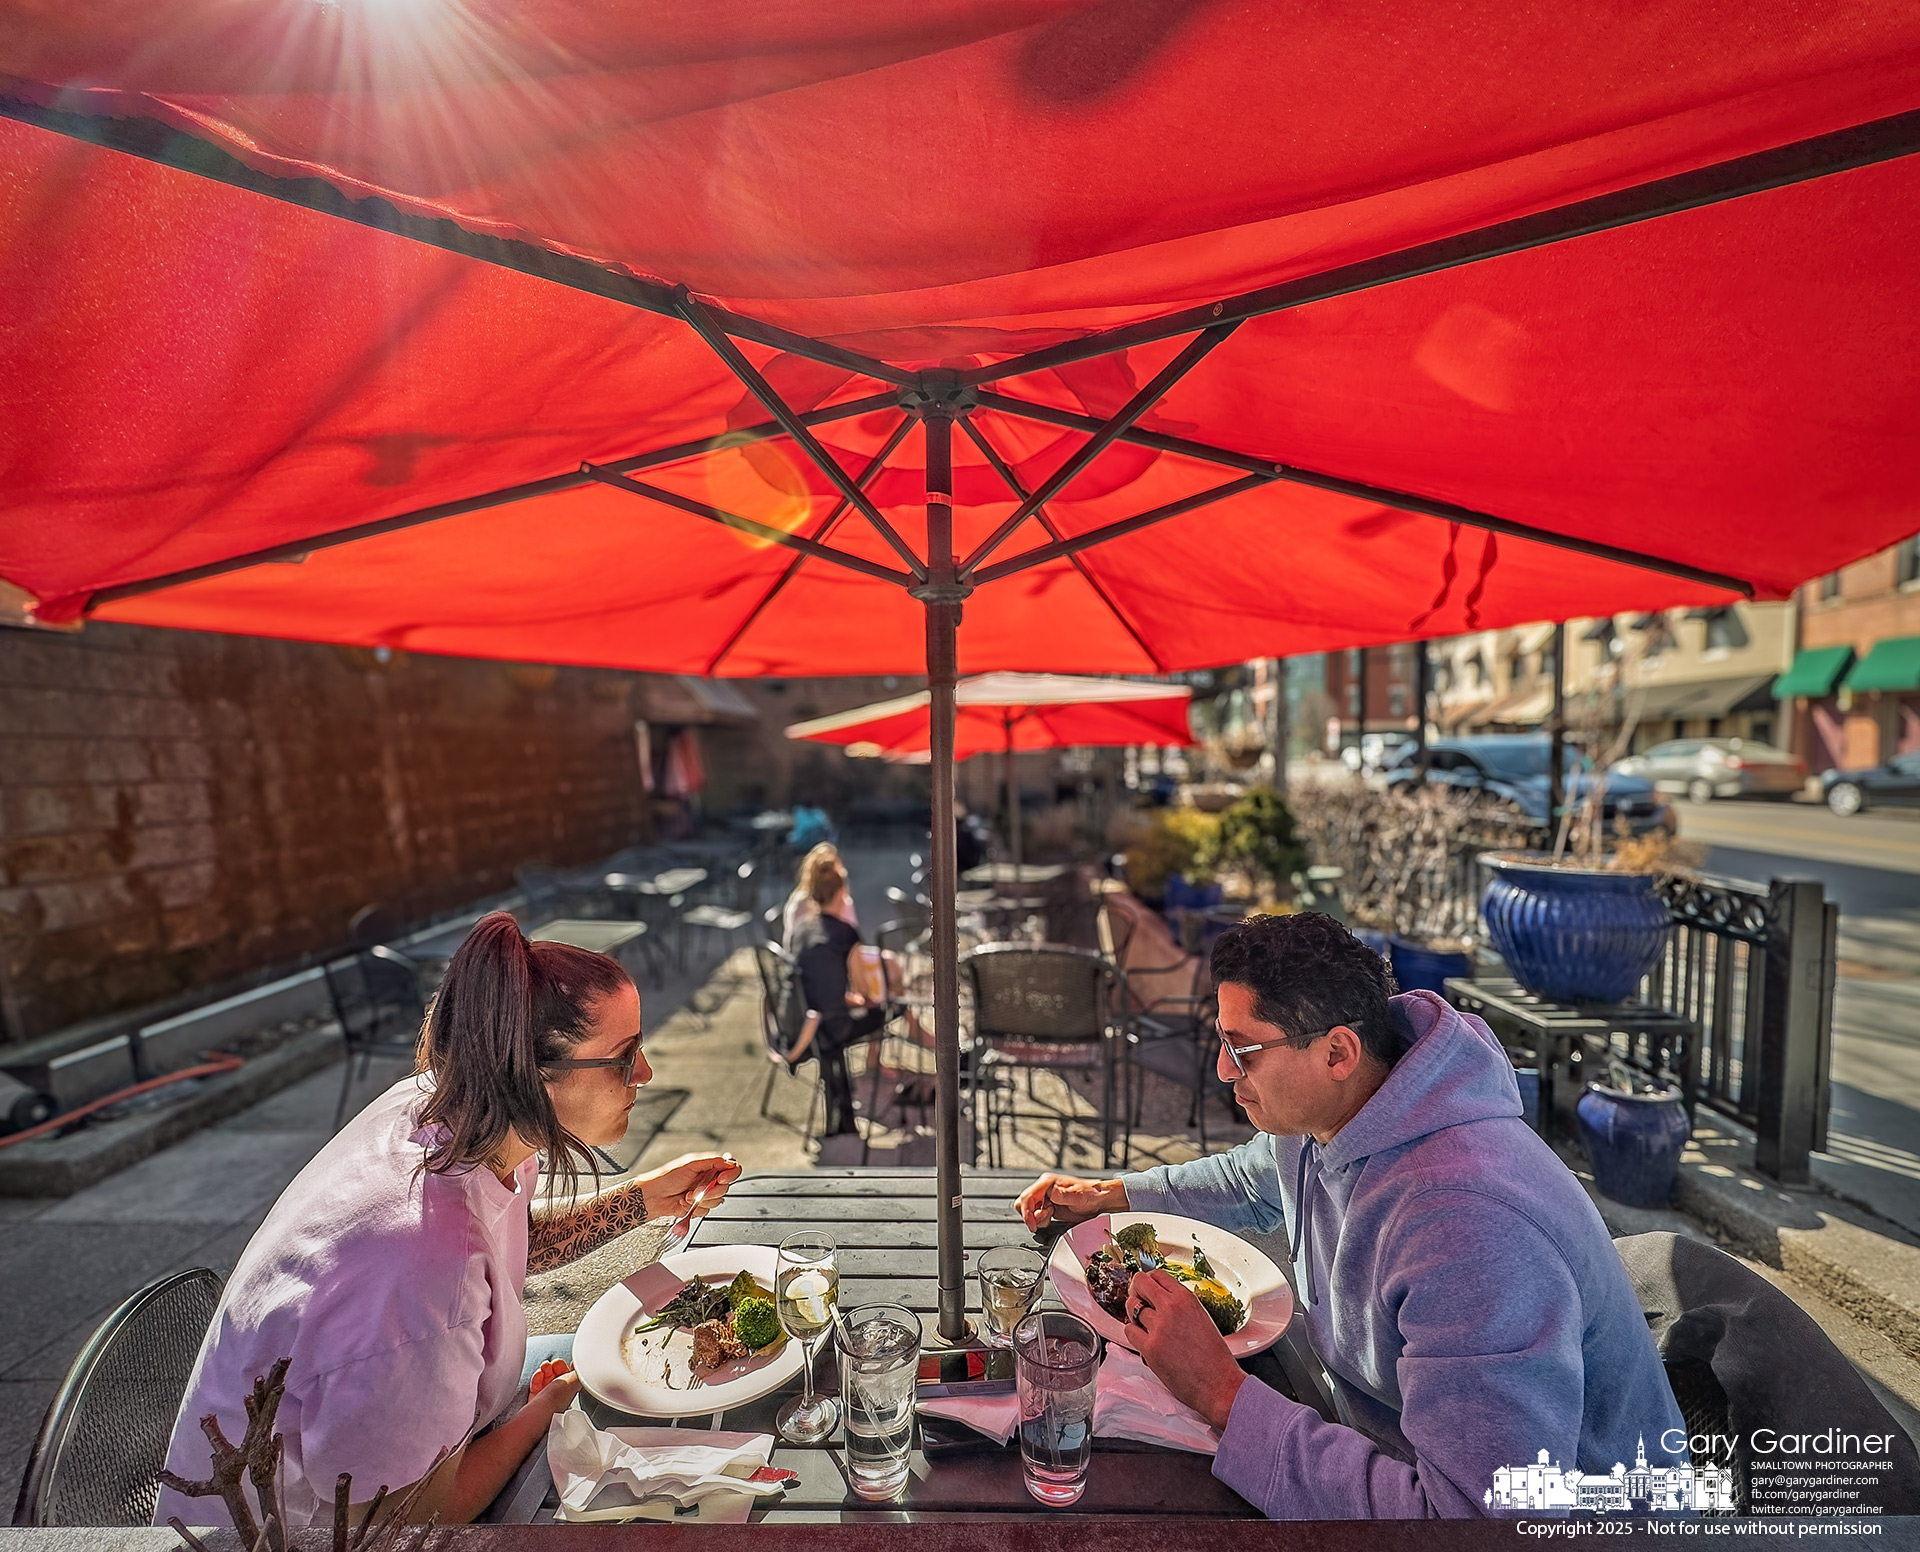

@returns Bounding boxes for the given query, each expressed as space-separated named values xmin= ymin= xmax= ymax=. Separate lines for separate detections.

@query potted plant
xmin=1479 ymin=713 xmax=1706 ymax=1004
xmin=1575 ymin=1060 xmax=1691 ymax=1208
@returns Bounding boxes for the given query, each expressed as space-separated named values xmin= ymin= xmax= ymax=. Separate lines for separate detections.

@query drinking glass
xmin=1013 ymin=1310 xmax=1100 ymax=1506
xmin=834 ymin=1301 xmax=921 ymax=1500
xmin=774 ymin=1231 xmax=841 ymax=1444
xmin=976 ymin=1245 xmax=1048 ymax=1348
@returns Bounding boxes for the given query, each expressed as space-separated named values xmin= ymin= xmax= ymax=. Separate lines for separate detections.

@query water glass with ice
xmin=834 ymin=1301 xmax=921 ymax=1501
xmin=976 ymin=1245 xmax=1048 ymax=1347
xmin=1013 ymin=1310 xmax=1100 ymax=1506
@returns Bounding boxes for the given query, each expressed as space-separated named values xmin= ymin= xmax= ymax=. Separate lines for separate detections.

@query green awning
xmin=1844 ymin=636 xmax=1920 ymax=695
xmin=1773 ymin=644 xmax=1854 ymax=699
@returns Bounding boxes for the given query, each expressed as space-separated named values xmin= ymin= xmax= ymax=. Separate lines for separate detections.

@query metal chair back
xmin=323 ymin=946 xmax=426 ymax=1052
xmin=753 ymin=941 xmax=810 ymax=1059
xmin=963 ymin=944 xmax=1114 ymax=1043
xmin=14 ymin=1268 xmax=222 ymax=1527
xmin=323 ymin=946 xmax=426 ymax=1129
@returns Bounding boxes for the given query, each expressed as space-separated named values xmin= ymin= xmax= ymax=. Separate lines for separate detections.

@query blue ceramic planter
xmin=1478 ymin=852 xmax=1669 ymax=1005
xmin=1576 ymin=1083 xmax=1690 ymax=1208
xmin=1388 ymin=935 xmax=1473 ymax=995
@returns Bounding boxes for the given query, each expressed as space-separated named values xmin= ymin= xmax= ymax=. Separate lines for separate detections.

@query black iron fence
xmin=1645 ymin=873 xmax=1836 ymax=1182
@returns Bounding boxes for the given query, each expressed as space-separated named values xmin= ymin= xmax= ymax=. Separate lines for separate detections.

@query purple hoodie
xmin=1122 ymin=990 xmax=1684 ymax=1518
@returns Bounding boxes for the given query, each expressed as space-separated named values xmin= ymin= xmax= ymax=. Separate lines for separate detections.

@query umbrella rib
xmin=674 ymin=290 xmax=928 ymax=582
xmin=0 ymin=96 xmax=915 ymax=391
xmin=582 ymin=464 xmax=913 ymax=587
xmin=956 ymin=323 xmax=1239 ymax=576
xmin=705 ymin=412 xmax=916 ymax=674
xmin=974 ymin=390 xmax=1273 ymax=476
xmin=957 ymin=417 xmax=1168 ymax=674
xmin=959 ymin=107 xmax=1920 ymax=387
xmin=82 ymin=393 xmax=899 ymax=611
xmin=973 ymin=474 xmax=1276 ymax=585
xmin=976 ymin=394 xmax=1756 ymax=598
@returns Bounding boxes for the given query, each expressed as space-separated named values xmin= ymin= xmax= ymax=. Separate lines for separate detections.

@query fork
xmin=656 ymin=1182 xmax=711 ymax=1256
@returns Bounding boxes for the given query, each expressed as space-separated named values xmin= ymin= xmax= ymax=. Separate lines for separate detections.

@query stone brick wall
xmin=0 ymin=624 xmax=656 ymax=1045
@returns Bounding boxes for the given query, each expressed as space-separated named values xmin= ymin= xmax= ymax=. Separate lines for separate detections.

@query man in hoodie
xmin=1018 ymin=912 xmax=1683 ymax=1518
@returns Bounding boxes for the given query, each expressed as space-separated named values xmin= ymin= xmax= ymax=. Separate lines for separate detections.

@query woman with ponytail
xmin=156 ymin=913 xmax=738 ymax=1532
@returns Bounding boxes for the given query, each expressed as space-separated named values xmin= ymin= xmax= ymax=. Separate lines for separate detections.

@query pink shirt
xmin=155 ymin=1078 xmax=535 ymax=1529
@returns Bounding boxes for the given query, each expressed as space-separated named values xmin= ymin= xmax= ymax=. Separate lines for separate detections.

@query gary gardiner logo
xmin=1487 ymin=1436 xmax=1736 ymax=1513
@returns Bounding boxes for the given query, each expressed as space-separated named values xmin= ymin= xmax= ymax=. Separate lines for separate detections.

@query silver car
xmin=1613 ymin=737 xmax=1806 ymax=804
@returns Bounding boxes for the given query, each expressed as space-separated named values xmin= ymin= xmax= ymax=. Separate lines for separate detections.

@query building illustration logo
xmin=1486 ymin=1436 xmax=1736 ymax=1513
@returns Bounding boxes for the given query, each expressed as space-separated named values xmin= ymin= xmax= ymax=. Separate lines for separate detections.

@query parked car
xmin=1384 ymin=735 xmax=1676 ymax=837
xmin=1613 ymin=737 xmax=1806 ymax=804
xmin=1821 ymin=750 xmax=1920 ymax=816
xmin=1341 ymin=732 xmax=1416 ymax=775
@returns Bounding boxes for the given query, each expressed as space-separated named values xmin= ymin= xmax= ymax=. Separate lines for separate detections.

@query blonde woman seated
xmin=156 ymin=915 xmax=738 ymax=1531
xmin=781 ymin=842 xmax=856 ymax=950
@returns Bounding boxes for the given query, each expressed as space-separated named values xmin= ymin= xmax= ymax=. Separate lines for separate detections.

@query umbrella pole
xmin=918 ymin=406 xmax=970 ymax=1345
xmin=1005 ymin=712 xmax=1022 ymax=876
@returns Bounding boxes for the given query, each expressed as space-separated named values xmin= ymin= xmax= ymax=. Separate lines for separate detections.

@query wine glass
xmin=775 ymin=1230 xmax=841 ymax=1443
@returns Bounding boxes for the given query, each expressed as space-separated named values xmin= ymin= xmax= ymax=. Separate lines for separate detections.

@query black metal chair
xmin=753 ymin=940 xmax=821 ymax=1149
xmin=14 ymin=1268 xmax=222 ymax=1528
xmin=680 ymin=859 xmax=759 ymax=968
xmin=323 ymin=945 xmax=426 ymax=1130
xmin=962 ymin=943 xmax=1119 ymax=1170
xmin=1615 ymin=1231 xmax=1920 ymax=1514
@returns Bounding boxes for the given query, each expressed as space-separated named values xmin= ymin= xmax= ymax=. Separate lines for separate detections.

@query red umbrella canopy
xmin=786 ymin=673 xmax=1194 ymax=761
xmin=3 ymin=3 xmax=1919 ymax=671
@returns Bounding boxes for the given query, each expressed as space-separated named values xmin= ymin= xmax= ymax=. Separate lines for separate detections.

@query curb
xmin=0 ymin=1027 xmax=342 ymax=1197
xmin=1668 ymin=1116 xmax=1920 ymax=1366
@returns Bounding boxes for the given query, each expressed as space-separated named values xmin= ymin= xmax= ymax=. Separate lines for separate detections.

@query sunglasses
xmin=1217 ymin=1025 xmax=1331 ymax=1079
xmin=546 ymin=1033 xmax=644 ymax=1086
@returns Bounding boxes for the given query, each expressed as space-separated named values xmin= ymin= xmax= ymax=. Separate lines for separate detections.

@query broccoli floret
xmin=732 ymin=1296 xmax=781 ymax=1350
xmin=1185 ymin=1277 xmax=1246 ymax=1337
xmin=1113 ymin=1223 xmax=1160 ymax=1262
xmin=727 ymin=1269 xmax=760 ymax=1309
xmin=1191 ymin=1246 xmax=1216 ymax=1282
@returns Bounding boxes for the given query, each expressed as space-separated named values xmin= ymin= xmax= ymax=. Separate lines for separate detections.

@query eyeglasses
xmin=1217 ymin=1025 xmax=1331 ymax=1079
xmin=546 ymin=1034 xmax=643 ymax=1086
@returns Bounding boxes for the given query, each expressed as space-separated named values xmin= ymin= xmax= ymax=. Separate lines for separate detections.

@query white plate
xmin=572 ymin=1244 xmax=806 ymax=1418
xmin=1047 ymin=1212 xmax=1293 ymax=1358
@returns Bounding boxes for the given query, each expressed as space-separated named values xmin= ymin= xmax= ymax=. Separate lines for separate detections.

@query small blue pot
xmin=1479 ymin=852 xmax=1669 ymax=1005
xmin=1513 ymin=1067 xmax=1541 ymax=1130
xmin=1576 ymin=1082 xmax=1690 ymax=1208
xmin=1389 ymin=935 xmax=1474 ymax=995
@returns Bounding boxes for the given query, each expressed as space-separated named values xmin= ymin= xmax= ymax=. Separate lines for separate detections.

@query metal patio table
xmin=490 ymin=1168 xmax=1255 ymax=1523
xmin=400 ymin=917 xmax=650 ymax=973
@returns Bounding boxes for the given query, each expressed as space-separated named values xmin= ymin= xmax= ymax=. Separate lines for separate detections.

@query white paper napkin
xmin=546 ymin=1410 xmax=785 ymax=1523
xmin=1092 ymin=1346 xmax=1222 ymax=1455
xmin=916 ymin=1390 xmax=1020 ymax=1445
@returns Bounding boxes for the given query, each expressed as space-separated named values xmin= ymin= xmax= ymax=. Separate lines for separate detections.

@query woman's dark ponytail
xmin=414 ymin=911 xmax=630 ymax=1194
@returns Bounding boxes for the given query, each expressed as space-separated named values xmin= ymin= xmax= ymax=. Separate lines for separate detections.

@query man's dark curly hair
xmin=1209 ymin=912 xmax=1404 ymax=1067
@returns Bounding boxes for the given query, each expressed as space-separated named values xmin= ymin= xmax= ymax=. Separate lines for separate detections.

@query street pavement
xmin=1677 ymin=801 xmax=1920 ymax=1237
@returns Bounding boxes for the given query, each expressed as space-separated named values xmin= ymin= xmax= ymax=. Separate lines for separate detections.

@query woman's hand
xmin=1016 ymin=1173 xmax=1128 ymax=1231
xmin=528 ymin=1360 xmax=582 ymax=1414
xmin=638 ymin=1153 xmax=741 ymax=1221
xmin=1125 ymin=1269 xmax=1246 ymax=1431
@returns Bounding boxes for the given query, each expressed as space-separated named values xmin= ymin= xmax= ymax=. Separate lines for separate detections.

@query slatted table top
xmin=498 ymin=1168 xmax=1253 ymax=1523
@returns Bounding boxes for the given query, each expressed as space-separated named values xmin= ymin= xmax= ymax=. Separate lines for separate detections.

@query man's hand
xmin=1125 ymin=1269 xmax=1246 ymax=1432
xmin=1015 ymin=1173 xmax=1128 ymax=1231
xmin=638 ymin=1153 xmax=741 ymax=1221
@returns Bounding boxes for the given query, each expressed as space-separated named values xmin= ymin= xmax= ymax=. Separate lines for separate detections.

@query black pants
xmin=815 ymin=1005 xmax=887 ymax=1135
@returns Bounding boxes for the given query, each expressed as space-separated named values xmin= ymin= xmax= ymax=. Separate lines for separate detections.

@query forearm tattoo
xmin=526 ymin=1179 xmax=650 ymax=1274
